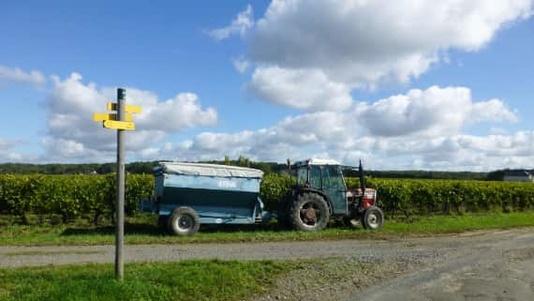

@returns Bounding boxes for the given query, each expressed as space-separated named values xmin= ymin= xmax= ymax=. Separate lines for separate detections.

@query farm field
xmin=2 ymin=174 xmax=534 ymax=221
xmin=1 ymin=211 xmax=534 ymax=246
xmin=2 ymin=174 xmax=534 ymax=246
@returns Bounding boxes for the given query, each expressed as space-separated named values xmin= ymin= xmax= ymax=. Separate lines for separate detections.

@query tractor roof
xmin=293 ymin=158 xmax=341 ymax=167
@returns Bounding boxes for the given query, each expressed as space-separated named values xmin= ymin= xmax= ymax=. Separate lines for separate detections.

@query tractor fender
xmin=295 ymin=187 xmax=333 ymax=216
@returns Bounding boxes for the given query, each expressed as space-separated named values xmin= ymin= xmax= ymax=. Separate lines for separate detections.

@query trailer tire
xmin=168 ymin=207 xmax=200 ymax=236
xmin=289 ymin=193 xmax=329 ymax=231
xmin=362 ymin=206 xmax=384 ymax=230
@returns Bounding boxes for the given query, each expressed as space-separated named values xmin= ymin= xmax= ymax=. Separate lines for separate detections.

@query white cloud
xmin=207 ymin=4 xmax=254 ymax=41
xmin=0 ymin=138 xmax=27 ymax=162
xmin=471 ymin=98 xmax=518 ymax=123
xmin=0 ymin=65 xmax=46 ymax=86
xmin=232 ymin=57 xmax=250 ymax=73
xmin=241 ymin=0 xmax=532 ymax=109
xmin=249 ymin=66 xmax=353 ymax=111
xmin=168 ymin=85 xmax=523 ymax=171
xmin=43 ymin=73 xmax=217 ymax=162
xmin=358 ymin=86 xmax=517 ymax=137
xmin=0 ymin=139 xmax=13 ymax=151
xmin=195 ymin=0 xmax=532 ymax=170
xmin=131 ymin=92 xmax=217 ymax=132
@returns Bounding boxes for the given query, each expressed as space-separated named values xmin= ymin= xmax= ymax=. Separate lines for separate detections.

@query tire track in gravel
xmin=0 ymin=229 xmax=530 ymax=268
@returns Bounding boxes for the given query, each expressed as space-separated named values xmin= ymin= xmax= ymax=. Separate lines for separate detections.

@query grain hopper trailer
xmin=140 ymin=161 xmax=267 ymax=235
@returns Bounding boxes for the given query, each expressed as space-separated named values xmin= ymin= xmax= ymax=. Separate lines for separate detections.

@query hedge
xmin=1 ymin=174 xmax=534 ymax=224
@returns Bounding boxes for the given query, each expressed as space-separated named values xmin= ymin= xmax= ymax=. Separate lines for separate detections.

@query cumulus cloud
xmin=43 ymin=73 xmax=217 ymax=161
xmin=236 ymin=0 xmax=533 ymax=110
xmin=164 ymin=85 xmax=523 ymax=170
xmin=38 ymin=78 xmax=523 ymax=170
xmin=194 ymin=0 xmax=533 ymax=170
xmin=0 ymin=65 xmax=46 ymax=86
xmin=249 ymin=66 xmax=353 ymax=111
xmin=0 ymin=138 xmax=26 ymax=162
xmin=251 ymin=0 xmax=532 ymax=85
xmin=131 ymin=92 xmax=217 ymax=132
xmin=207 ymin=4 xmax=254 ymax=41
xmin=358 ymin=86 xmax=517 ymax=137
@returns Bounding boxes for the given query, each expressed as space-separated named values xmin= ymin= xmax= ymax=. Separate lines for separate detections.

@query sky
xmin=1 ymin=0 xmax=534 ymax=171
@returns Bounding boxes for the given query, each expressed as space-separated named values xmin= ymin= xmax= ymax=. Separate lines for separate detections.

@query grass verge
xmin=0 ymin=260 xmax=296 ymax=301
xmin=1 ymin=211 xmax=534 ymax=246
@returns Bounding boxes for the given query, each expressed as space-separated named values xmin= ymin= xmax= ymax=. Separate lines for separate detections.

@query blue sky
xmin=1 ymin=0 xmax=534 ymax=170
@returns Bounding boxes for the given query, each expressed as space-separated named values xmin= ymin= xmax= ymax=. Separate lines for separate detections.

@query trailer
xmin=140 ymin=161 xmax=267 ymax=235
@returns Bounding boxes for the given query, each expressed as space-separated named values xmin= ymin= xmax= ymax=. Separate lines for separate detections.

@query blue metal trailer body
xmin=142 ymin=162 xmax=266 ymax=225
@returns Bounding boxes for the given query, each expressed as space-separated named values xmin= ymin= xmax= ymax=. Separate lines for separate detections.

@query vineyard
xmin=1 ymin=173 xmax=534 ymax=225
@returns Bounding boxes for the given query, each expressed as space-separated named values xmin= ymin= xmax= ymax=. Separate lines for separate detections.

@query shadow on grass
xmin=61 ymin=223 xmax=162 ymax=236
xmin=60 ymin=222 xmax=292 ymax=237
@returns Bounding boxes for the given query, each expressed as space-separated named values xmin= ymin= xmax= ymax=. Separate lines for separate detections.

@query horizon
xmin=0 ymin=159 xmax=518 ymax=174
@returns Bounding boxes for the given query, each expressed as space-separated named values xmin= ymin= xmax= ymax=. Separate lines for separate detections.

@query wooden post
xmin=115 ymin=88 xmax=126 ymax=281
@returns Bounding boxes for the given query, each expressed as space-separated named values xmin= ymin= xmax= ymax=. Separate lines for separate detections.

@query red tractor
xmin=278 ymin=159 xmax=384 ymax=231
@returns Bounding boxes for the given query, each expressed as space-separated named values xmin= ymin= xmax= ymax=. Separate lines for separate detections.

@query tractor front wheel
xmin=289 ymin=193 xmax=330 ymax=231
xmin=362 ymin=206 xmax=384 ymax=230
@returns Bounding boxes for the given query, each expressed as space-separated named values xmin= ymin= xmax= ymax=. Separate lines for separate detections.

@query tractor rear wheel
xmin=168 ymin=207 xmax=200 ymax=236
xmin=289 ymin=193 xmax=330 ymax=231
xmin=362 ymin=206 xmax=384 ymax=230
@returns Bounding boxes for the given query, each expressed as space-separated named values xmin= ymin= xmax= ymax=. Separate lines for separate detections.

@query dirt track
xmin=1 ymin=228 xmax=533 ymax=300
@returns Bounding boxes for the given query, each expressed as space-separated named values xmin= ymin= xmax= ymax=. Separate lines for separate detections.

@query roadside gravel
xmin=256 ymin=228 xmax=534 ymax=301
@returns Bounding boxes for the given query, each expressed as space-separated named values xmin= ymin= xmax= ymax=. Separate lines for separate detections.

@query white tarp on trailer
xmin=158 ymin=162 xmax=264 ymax=178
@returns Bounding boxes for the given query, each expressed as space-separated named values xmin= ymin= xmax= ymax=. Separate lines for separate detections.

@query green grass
xmin=1 ymin=211 xmax=534 ymax=246
xmin=0 ymin=260 xmax=296 ymax=301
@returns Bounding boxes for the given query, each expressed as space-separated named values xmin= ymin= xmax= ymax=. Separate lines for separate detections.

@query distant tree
xmin=486 ymin=170 xmax=505 ymax=181
xmin=237 ymin=155 xmax=250 ymax=167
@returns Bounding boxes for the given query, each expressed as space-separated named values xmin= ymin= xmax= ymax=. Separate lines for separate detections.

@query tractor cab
xmin=293 ymin=159 xmax=349 ymax=214
xmin=281 ymin=158 xmax=383 ymax=231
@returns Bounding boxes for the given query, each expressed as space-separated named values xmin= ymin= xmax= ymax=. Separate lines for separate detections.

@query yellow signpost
xmin=103 ymin=120 xmax=135 ymax=130
xmin=106 ymin=102 xmax=142 ymax=113
xmin=92 ymin=88 xmax=141 ymax=281
xmin=93 ymin=113 xmax=133 ymax=122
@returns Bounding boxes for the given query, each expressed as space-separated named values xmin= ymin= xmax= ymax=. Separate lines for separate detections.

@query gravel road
xmin=1 ymin=228 xmax=533 ymax=300
xmin=350 ymin=228 xmax=534 ymax=301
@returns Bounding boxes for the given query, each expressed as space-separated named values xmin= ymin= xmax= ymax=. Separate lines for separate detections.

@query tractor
xmin=278 ymin=159 xmax=384 ymax=231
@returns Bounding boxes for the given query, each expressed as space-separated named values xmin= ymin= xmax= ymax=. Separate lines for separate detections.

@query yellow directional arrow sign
xmin=107 ymin=102 xmax=142 ymax=114
xmin=103 ymin=120 xmax=135 ymax=130
xmin=93 ymin=112 xmax=133 ymax=122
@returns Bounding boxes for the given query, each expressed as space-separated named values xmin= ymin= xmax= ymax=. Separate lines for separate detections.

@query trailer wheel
xmin=168 ymin=207 xmax=200 ymax=236
xmin=362 ymin=206 xmax=384 ymax=230
xmin=289 ymin=193 xmax=329 ymax=231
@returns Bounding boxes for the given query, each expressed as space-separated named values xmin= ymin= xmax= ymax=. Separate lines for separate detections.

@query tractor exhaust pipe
xmin=359 ymin=159 xmax=366 ymax=194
